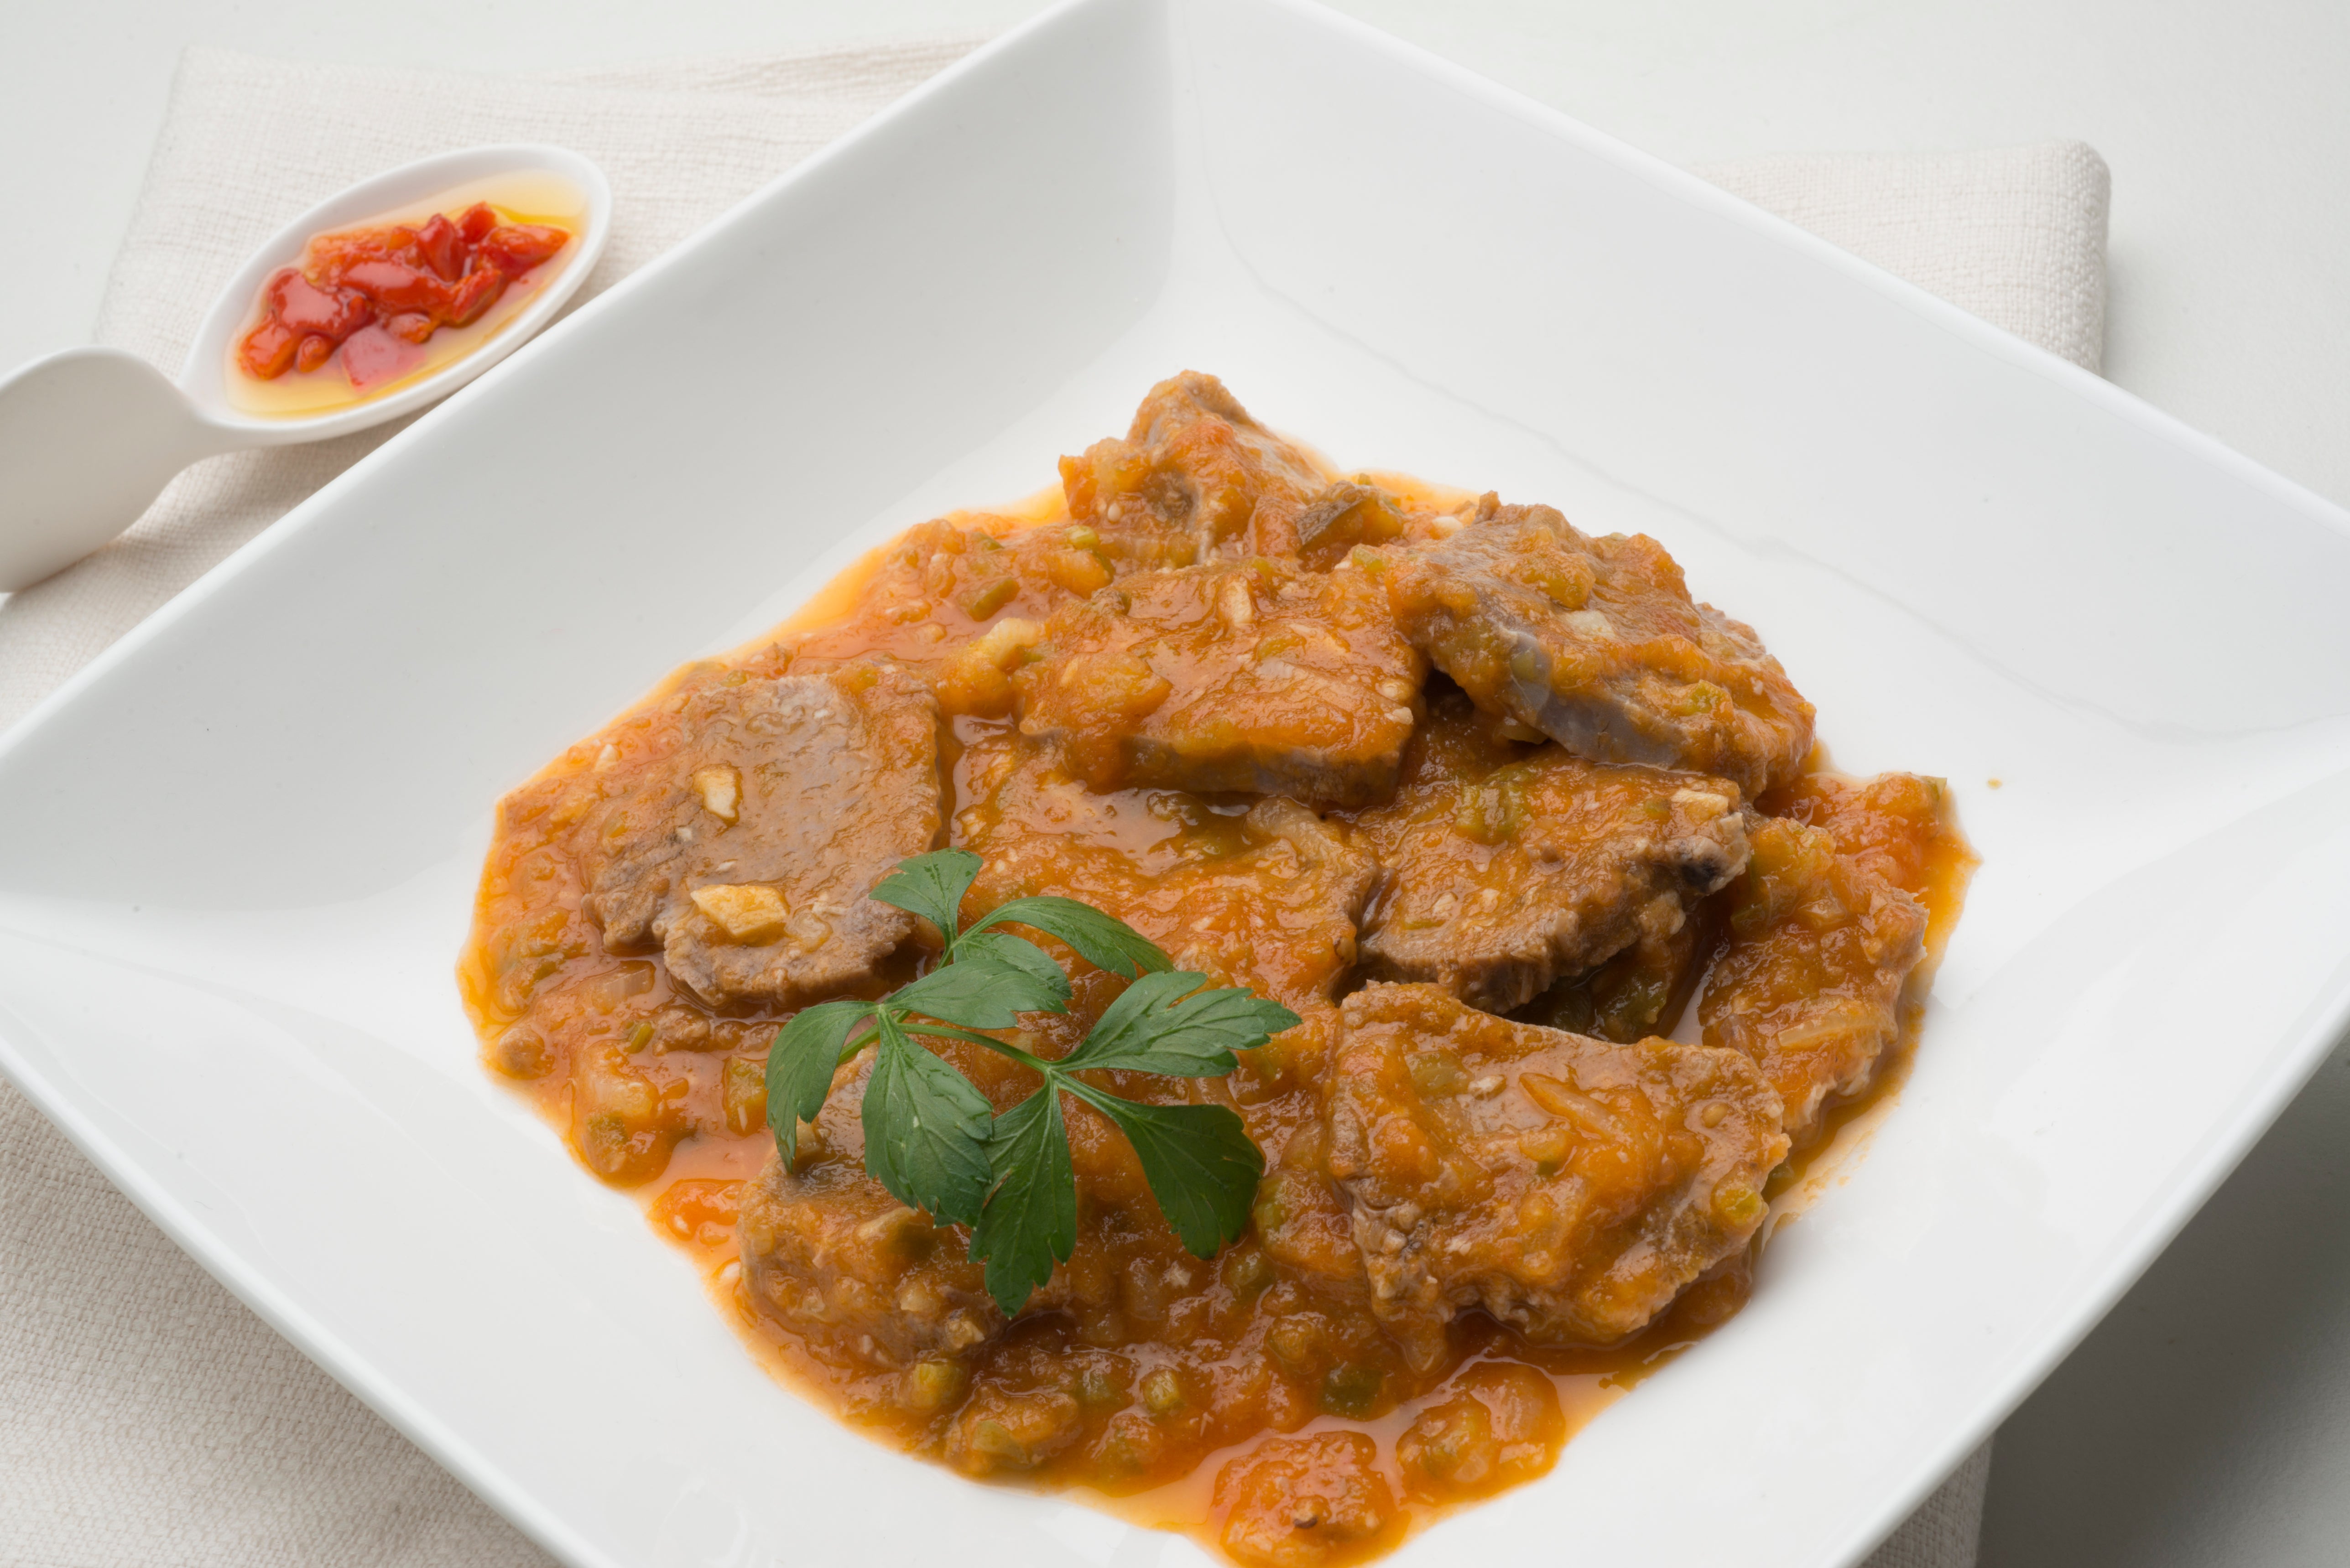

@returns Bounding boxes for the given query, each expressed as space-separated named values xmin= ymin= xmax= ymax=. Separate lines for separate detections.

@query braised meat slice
xmin=1347 ymin=692 xmax=1751 ymax=1013
xmin=785 ymin=514 xmax=1198 ymax=717
xmin=1700 ymin=773 xmax=1956 ymax=1147
xmin=582 ymin=664 xmax=942 ymax=1009
xmin=1322 ymin=983 xmax=1786 ymax=1368
xmin=1059 ymin=371 xmax=1330 ymax=563
xmin=1289 ymin=480 xmax=1417 ymax=571
xmin=1013 ymin=558 xmax=1425 ymax=807
xmin=739 ymin=1049 xmax=1014 ymax=1374
xmin=1384 ymin=496 xmax=1815 ymax=798
xmin=740 ymin=984 xmax=1239 ymax=1381
xmin=814 ymin=514 xmax=1110 ymax=635
xmin=1281 ymin=478 xmax=1492 ymax=571
xmin=1514 ymin=909 xmax=1714 ymax=1046
xmin=955 ymin=730 xmax=1376 ymax=1010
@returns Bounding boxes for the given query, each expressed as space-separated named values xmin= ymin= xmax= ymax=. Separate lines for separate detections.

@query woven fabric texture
xmin=0 ymin=42 xmax=2099 ymax=1568
xmin=1700 ymin=140 xmax=2112 ymax=374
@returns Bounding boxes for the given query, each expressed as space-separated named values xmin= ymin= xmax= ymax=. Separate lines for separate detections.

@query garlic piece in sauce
xmin=693 ymin=764 xmax=741 ymax=824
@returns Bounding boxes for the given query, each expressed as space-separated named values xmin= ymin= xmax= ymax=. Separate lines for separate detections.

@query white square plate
xmin=8 ymin=1 xmax=2350 ymax=1564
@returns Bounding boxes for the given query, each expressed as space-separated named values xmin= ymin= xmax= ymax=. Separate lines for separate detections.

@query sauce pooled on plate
xmin=460 ymin=373 xmax=1973 ymax=1568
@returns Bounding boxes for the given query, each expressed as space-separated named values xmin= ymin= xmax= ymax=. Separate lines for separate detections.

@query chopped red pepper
xmin=235 ymin=200 xmax=573 ymax=387
xmin=341 ymin=259 xmax=455 ymax=318
xmin=275 ymin=274 xmax=370 ymax=338
xmin=385 ymin=311 xmax=438 ymax=345
xmin=477 ymin=224 xmax=569 ymax=278
xmin=238 ymin=268 xmax=371 ymax=379
xmin=240 ymin=319 xmax=303 ymax=379
xmin=306 ymin=226 xmax=421 ymax=286
xmin=414 ymin=213 xmax=465 ymax=282
xmin=444 ymin=268 xmax=508 ymax=327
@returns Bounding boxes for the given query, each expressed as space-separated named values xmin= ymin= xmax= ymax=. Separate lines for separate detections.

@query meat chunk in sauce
xmin=1347 ymin=691 xmax=1751 ymax=1012
xmin=1700 ymin=773 xmax=1957 ymax=1147
xmin=583 ymin=663 xmax=942 ymax=1009
xmin=811 ymin=514 xmax=1108 ymax=637
xmin=1289 ymin=482 xmax=1416 ymax=572
xmin=1014 ymin=559 xmax=1425 ymax=807
xmin=1060 ymin=371 xmax=1329 ymax=562
xmin=1514 ymin=898 xmax=1718 ymax=1046
xmin=739 ymin=1049 xmax=1013 ymax=1374
xmin=1322 ymin=983 xmax=1786 ymax=1367
xmin=955 ymin=729 xmax=1375 ymax=1010
xmin=788 ymin=514 xmax=1194 ymax=717
xmin=464 ymin=370 xmax=1977 ymax=1563
xmin=743 ymin=974 xmax=1261 ymax=1402
xmin=1384 ymin=496 xmax=1815 ymax=798
xmin=1281 ymin=479 xmax=1495 ymax=571
xmin=957 ymin=728 xmax=1378 ymax=1294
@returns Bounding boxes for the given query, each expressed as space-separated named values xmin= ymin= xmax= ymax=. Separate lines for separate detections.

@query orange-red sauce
xmin=460 ymin=472 xmax=1972 ymax=1568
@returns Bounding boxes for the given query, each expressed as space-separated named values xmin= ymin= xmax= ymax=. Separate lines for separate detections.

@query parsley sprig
xmin=764 ymin=849 xmax=1298 ymax=1314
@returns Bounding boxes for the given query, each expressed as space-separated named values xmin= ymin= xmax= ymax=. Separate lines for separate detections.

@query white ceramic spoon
xmin=0 ymin=144 xmax=611 ymax=592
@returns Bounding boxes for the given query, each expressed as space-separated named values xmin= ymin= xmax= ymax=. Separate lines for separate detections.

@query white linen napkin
xmin=0 ymin=40 xmax=2105 ymax=1568
xmin=1700 ymin=142 xmax=2111 ymax=374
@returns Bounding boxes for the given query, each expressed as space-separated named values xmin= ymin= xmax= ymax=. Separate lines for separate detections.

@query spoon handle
xmin=0 ymin=348 xmax=244 ymax=592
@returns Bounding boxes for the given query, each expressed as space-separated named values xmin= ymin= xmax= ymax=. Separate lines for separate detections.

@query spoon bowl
xmin=0 ymin=143 xmax=610 ymax=592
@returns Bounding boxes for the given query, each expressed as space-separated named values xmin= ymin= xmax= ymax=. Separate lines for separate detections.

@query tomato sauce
xmin=459 ymin=397 xmax=1972 ymax=1567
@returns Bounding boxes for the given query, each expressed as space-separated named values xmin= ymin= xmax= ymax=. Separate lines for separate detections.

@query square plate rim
xmin=10 ymin=0 xmax=2348 ymax=759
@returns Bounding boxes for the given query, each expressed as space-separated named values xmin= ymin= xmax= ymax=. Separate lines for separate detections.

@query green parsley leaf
xmin=968 ymin=1086 xmax=1077 ymax=1316
xmin=1064 ymin=1088 xmax=1263 ymax=1259
xmin=1060 ymin=970 xmax=1301 ymax=1076
xmin=860 ymin=1012 xmax=994 ymax=1227
xmin=870 ymin=847 xmax=984 ymax=955
xmin=766 ymin=998 xmax=875 ymax=1161
xmin=954 ymin=929 xmax=1076 ymax=1012
xmin=773 ymin=849 xmax=1281 ymax=1318
xmin=890 ymin=942 xmax=1069 ymax=1029
xmin=964 ymin=894 xmax=1172 ymax=979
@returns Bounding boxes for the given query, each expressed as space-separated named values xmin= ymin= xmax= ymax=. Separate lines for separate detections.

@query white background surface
xmin=1 ymin=2 xmax=2345 ymax=1564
